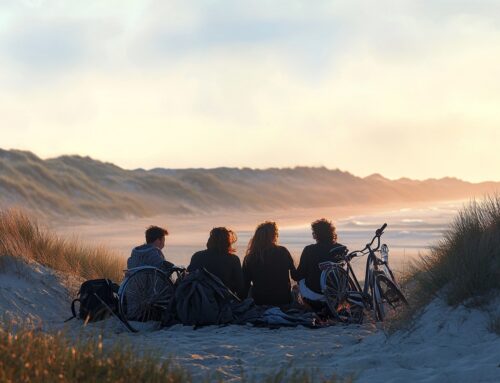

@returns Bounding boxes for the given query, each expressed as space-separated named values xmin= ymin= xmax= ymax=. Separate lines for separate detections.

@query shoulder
xmin=276 ymin=245 xmax=292 ymax=256
xmin=302 ymin=244 xmax=316 ymax=253
xmin=189 ymin=250 xmax=207 ymax=264
xmin=227 ymin=253 xmax=242 ymax=266
xmin=330 ymin=242 xmax=347 ymax=254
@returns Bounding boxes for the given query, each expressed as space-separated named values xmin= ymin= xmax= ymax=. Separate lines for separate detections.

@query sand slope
xmin=0 ymin=257 xmax=73 ymax=328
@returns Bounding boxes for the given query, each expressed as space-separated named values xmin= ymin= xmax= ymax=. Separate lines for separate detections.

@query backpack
xmin=174 ymin=269 xmax=237 ymax=327
xmin=67 ymin=279 xmax=119 ymax=323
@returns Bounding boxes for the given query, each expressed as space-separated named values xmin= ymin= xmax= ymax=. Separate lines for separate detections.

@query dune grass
xmin=0 ymin=209 xmax=124 ymax=282
xmin=0 ymin=324 xmax=189 ymax=383
xmin=409 ymin=195 xmax=500 ymax=308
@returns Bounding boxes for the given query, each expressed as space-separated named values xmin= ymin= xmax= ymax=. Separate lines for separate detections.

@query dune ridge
xmin=1 ymin=148 xmax=498 ymax=219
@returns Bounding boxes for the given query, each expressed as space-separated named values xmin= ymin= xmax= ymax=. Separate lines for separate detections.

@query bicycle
xmin=118 ymin=265 xmax=185 ymax=332
xmin=320 ymin=223 xmax=408 ymax=323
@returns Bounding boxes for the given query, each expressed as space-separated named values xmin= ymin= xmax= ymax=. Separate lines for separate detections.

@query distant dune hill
xmin=0 ymin=148 xmax=498 ymax=219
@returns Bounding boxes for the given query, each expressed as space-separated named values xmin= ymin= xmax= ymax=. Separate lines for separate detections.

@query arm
xmin=232 ymin=256 xmax=245 ymax=300
xmin=187 ymin=252 xmax=200 ymax=272
xmin=241 ymin=257 xmax=252 ymax=299
xmin=283 ymin=247 xmax=299 ymax=281
xmin=294 ymin=247 xmax=308 ymax=281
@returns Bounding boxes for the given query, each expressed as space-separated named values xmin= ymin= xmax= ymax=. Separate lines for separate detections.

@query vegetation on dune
xmin=2 ymin=148 xmax=499 ymax=219
xmin=0 ymin=325 xmax=190 ymax=383
xmin=410 ymin=195 xmax=500 ymax=307
xmin=0 ymin=209 xmax=124 ymax=282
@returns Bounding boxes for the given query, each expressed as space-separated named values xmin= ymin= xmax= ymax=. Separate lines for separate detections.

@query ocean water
xmin=165 ymin=200 xmax=463 ymax=277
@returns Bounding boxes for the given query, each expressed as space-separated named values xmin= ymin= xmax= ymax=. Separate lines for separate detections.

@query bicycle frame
xmin=341 ymin=223 xmax=394 ymax=306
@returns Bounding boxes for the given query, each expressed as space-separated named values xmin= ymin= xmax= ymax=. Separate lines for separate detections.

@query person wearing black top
xmin=242 ymin=221 xmax=298 ymax=306
xmin=188 ymin=227 xmax=245 ymax=299
xmin=295 ymin=218 xmax=345 ymax=311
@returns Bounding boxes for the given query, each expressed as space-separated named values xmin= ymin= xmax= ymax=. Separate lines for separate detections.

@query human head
xmin=246 ymin=221 xmax=278 ymax=257
xmin=145 ymin=225 xmax=169 ymax=249
xmin=311 ymin=218 xmax=337 ymax=244
xmin=206 ymin=227 xmax=237 ymax=254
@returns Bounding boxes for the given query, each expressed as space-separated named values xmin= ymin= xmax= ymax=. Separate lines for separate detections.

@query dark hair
xmin=311 ymin=218 xmax=337 ymax=244
xmin=145 ymin=225 xmax=169 ymax=244
xmin=206 ymin=227 xmax=237 ymax=254
xmin=244 ymin=221 xmax=278 ymax=264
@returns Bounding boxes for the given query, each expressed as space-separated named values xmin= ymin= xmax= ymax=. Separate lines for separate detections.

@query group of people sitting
xmin=127 ymin=218 xmax=345 ymax=313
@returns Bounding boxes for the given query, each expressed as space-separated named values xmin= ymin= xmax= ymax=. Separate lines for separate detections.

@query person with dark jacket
xmin=127 ymin=225 xmax=174 ymax=272
xmin=295 ymin=218 xmax=346 ymax=311
xmin=242 ymin=221 xmax=298 ymax=306
xmin=187 ymin=227 xmax=245 ymax=299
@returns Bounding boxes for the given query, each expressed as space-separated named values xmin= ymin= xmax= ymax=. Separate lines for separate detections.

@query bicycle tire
xmin=119 ymin=268 xmax=174 ymax=332
xmin=323 ymin=266 xmax=364 ymax=323
xmin=373 ymin=274 xmax=408 ymax=321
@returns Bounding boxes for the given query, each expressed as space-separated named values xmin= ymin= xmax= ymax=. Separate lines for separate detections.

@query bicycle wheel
xmin=323 ymin=266 xmax=364 ymax=323
xmin=372 ymin=274 xmax=408 ymax=321
xmin=119 ymin=268 xmax=174 ymax=332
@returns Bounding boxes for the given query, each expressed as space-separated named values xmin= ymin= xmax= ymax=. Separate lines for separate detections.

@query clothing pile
xmin=169 ymin=268 xmax=323 ymax=329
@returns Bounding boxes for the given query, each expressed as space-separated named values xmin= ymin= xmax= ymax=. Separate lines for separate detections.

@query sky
xmin=0 ymin=0 xmax=499 ymax=182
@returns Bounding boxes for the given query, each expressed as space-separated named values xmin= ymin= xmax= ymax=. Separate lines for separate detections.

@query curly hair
xmin=311 ymin=218 xmax=337 ymax=244
xmin=206 ymin=227 xmax=237 ymax=254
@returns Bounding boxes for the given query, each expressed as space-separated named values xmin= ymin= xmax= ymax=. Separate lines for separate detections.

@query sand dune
xmin=1 ymin=257 xmax=498 ymax=382
xmin=1 ymin=148 xmax=499 ymax=219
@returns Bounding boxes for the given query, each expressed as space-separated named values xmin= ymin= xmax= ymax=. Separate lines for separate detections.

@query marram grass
xmin=410 ymin=195 xmax=500 ymax=307
xmin=0 ymin=324 xmax=188 ymax=383
xmin=0 ymin=208 xmax=124 ymax=282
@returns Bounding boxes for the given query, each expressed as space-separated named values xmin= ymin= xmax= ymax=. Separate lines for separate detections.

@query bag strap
xmin=64 ymin=298 xmax=80 ymax=322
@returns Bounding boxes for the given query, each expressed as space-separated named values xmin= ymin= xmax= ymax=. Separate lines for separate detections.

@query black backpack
xmin=174 ymin=269 xmax=238 ymax=327
xmin=67 ymin=279 xmax=119 ymax=323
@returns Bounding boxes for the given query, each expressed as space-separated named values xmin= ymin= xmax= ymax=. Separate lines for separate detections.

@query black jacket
xmin=187 ymin=249 xmax=245 ymax=299
xmin=242 ymin=245 xmax=298 ymax=306
xmin=295 ymin=242 xmax=346 ymax=294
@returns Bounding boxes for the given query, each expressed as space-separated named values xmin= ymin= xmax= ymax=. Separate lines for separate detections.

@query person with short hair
xmin=242 ymin=221 xmax=298 ymax=306
xmin=127 ymin=225 xmax=174 ymax=271
xmin=295 ymin=218 xmax=346 ymax=311
xmin=187 ymin=227 xmax=244 ymax=299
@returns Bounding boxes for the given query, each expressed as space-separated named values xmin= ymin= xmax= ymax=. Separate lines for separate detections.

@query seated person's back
xmin=242 ymin=221 xmax=298 ymax=306
xmin=187 ymin=227 xmax=244 ymax=298
xmin=128 ymin=225 xmax=174 ymax=272
xmin=295 ymin=218 xmax=344 ymax=310
xmin=297 ymin=242 xmax=346 ymax=293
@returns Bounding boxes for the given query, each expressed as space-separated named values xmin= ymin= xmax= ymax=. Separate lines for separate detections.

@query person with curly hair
xmin=295 ymin=218 xmax=346 ymax=311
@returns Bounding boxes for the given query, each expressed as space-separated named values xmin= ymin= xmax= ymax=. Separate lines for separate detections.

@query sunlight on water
xmin=164 ymin=201 xmax=462 ymax=277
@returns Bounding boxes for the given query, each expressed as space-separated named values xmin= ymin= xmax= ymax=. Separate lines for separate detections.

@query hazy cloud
xmin=1 ymin=1 xmax=499 ymax=181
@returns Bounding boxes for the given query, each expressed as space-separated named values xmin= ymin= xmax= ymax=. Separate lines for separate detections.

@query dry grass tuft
xmin=0 ymin=324 xmax=189 ymax=382
xmin=408 ymin=195 xmax=500 ymax=309
xmin=0 ymin=209 xmax=124 ymax=282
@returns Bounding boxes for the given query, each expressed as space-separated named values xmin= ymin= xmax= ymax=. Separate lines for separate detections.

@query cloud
xmin=0 ymin=1 xmax=499 ymax=181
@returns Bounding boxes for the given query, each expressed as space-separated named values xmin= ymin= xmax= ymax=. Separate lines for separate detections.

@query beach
xmin=1 ymin=255 xmax=499 ymax=382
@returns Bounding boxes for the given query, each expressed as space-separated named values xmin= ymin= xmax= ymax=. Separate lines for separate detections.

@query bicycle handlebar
xmin=346 ymin=223 xmax=388 ymax=261
xmin=375 ymin=223 xmax=387 ymax=236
